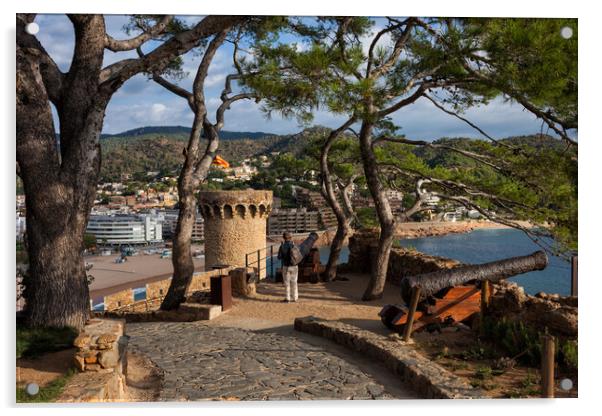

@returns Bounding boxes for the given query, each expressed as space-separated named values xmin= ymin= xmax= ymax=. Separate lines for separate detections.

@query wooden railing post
xmin=541 ymin=334 xmax=556 ymax=398
xmin=403 ymin=286 xmax=421 ymax=342
xmin=480 ymin=279 xmax=491 ymax=335
xmin=571 ymin=255 xmax=578 ymax=297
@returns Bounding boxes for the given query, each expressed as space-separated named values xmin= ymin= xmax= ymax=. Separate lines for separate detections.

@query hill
xmin=99 ymin=128 xmax=311 ymax=181
xmin=99 ymin=126 xmax=565 ymax=183
xmin=101 ymin=126 xmax=273 ymax=141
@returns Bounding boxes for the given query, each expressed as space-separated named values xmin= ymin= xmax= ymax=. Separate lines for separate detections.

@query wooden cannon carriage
xmin=379 ymin=250 xmax=548 ymax=340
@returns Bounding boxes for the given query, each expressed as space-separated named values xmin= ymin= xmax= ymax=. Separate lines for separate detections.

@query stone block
xmin=230 ymin=267 xmax=257 ymax=298
xmin=97 ymin=333 xmax=118 ymax=344
xmin=98 ymin=347 xmax=120 ymax=369
xmin=73 ymin=354 xmax=85 ymax=371
xmin=84 ymin=354 xmax=98 ymax=364
xmin=74 ymin=334 xmax=92 ymax=348
xmin=178 ymin=303 xmax=222 ymax=320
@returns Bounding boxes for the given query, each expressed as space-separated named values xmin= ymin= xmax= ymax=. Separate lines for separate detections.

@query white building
xmin=86 ymin=214 xmax=163 ymax=245
xmin=161 ymin=209 xmax=204 ymax=241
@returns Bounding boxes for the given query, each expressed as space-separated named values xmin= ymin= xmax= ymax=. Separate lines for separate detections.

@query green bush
xmin=482 ymin=316 xmax=577 ymax=371
xmin=16 ymin=326 xmax=78 ymax=359
xmin=559 ymin=339 xmax=578 ymax=371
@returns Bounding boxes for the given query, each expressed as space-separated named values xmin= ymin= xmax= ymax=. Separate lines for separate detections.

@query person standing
xmin=277 ymin=232 xmax=298 ymax=302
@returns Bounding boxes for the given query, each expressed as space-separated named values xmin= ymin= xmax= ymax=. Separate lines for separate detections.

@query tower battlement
xmin=199 ymin=190 xmax=273 ymax=275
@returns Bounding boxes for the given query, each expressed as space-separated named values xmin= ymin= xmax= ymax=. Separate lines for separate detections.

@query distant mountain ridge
xmin=100 ymin=125 xmax=274 ymax=141
xmin=98 ymin=126 xmax=564 ymax=182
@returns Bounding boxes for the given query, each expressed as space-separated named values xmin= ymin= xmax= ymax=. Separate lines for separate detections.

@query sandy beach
xmin=87 ymin=245 xmax=205 ymax=300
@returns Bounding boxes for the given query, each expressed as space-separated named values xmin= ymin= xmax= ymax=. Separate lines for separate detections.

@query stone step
xmin=178 ymin=303 xmax=222 ymax=320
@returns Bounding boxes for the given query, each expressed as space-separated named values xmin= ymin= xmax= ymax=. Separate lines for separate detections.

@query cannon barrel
xmin=400 ymin=250 xmax=548 ymax=304
xmin=297 ymin=232 xmax=319 ymax=257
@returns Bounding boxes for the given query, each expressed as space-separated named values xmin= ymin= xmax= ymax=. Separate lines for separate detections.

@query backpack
xmin=288 ymin=244 xmax=304 ymax=266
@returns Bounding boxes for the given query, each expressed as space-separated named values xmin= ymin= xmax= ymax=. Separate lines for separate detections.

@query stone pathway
xmin=127 ymin=322 xmax=415 ymax=401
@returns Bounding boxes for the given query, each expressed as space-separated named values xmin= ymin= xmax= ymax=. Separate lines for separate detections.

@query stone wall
xmin=104 ymin=289 xmax=134 ymax=311
xmin=145 ymin=279 xmax=171 ymax=300
xmin=60 ymin=318 xmax=129 ymax=402
xmin=72 ymin=319 xmax=128 ymax=373
xmin=102 ymin=268 xmax=232 ymax=312
xmin=188 ymin=269 xmax=220 ymax=292
xmin=346 ymin=228 xmax=460 ymax=285
xmin=489 ymin=281 xmax=578 ymax=337
xmin=199 ymin=190 xmax=272 ymax=277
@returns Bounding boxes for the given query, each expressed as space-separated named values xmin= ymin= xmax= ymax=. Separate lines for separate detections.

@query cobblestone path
xmin=127 ymin=322 xmax=413 ymax=401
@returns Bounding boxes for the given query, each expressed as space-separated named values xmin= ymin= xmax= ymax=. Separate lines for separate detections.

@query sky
xmin=35 ymin=14 xmax=552 ymax=139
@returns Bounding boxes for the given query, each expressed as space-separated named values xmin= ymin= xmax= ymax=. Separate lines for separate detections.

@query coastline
xmin=394 ymin=220 xmax=530 ymax=239
xmin=305 ymin=220 xmax=531 ymax=248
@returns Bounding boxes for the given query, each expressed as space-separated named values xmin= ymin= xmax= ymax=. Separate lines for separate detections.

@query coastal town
xmin=14 ymin=10 xmax=580 ymax=409
xmin=16 ymin=149 xmax=506 ymax=308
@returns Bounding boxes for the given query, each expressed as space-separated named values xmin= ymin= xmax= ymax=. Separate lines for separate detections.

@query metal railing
xmin=245 ymin=245 xmax=279 ymax=281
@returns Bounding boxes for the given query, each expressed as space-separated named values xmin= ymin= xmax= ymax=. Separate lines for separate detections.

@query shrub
xmin=482 ymin=316 xmax=577 ymax=371
xmin=17 ymin=326 xmax=78 ymax=359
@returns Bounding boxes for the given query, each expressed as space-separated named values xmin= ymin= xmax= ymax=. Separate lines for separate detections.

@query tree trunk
xmin=400 ymin=250 xmax=548 ymax=304
xmin=160 ymin=189 xmax=198 ymax=310
xmin=160 ymin=113 xmax=206 ymax=310
xmin=23 ymin=202 xmax=91 ymax=329
xmin=324 ymin=220 xmax=351 ymax=281
xmin=357 ymin=120 xmax=396 ymax=300
xmin=320 ymin=119 xmax=356 ymax=281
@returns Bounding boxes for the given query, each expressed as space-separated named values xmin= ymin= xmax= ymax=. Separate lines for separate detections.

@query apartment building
xmin=295 ymin=188 xmax=337 ymax=229
xmin=268 ymin=208 xmax=319 ymax=236
xmin=86 ymin=213 xmax=163 ymax=245
xmin=161 ymin=209 xmax=205 ymax=241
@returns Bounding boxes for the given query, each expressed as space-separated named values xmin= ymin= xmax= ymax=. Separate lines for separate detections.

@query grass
xmin=16 ymin=325 xmax=78 ymax=359
xmin=16 ymin=369 xmax=77 ymax=403
xmin=458 ymin=342 xmax=500 ymax=361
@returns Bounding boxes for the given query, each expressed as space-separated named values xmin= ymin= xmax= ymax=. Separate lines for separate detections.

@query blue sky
xmin=35 ymin=14 xmax=549 ymax=139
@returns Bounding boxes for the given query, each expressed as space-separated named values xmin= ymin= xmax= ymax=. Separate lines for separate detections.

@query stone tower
xmin=199 ymin=190 xmax=273 ymax=275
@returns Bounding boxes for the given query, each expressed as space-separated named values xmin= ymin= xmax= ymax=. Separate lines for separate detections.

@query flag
xmin=212 ymin=155 xmax=230 ymax=168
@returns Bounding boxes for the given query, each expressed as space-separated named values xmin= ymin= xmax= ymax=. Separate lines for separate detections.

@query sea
xmin=318 ymin=227 xmax=573 ymax=296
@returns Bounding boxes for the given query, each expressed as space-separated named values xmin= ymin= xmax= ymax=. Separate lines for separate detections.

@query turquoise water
xmin=318 ymin=228 xmax=572 ymax=296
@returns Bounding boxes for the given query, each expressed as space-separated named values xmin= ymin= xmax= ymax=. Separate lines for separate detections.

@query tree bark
xmin=324 ymin=221 xmax=352 ymax=281
xmin=400 ymin=250 xmax=548 ymax=304
xmin=357 ymin=120 xmax=396 ymax=300
xmin=160 ymin=114 xmax=206 ymax=310
xmin=161 ymin=183 xmax=198 ymax=310
xmin=320 ymin=119 xmax=356 ymax=281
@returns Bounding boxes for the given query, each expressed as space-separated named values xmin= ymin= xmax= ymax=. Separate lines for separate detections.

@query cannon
xmin=297 ymin=232 xmax=320 ymax=257
xmin=400 ymin=250 xmax=548 ymax=304
xmin=276 ymin=232 xmax=324 ymax=283
xmin=380 ymin=250 xmax=548 ymax=335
